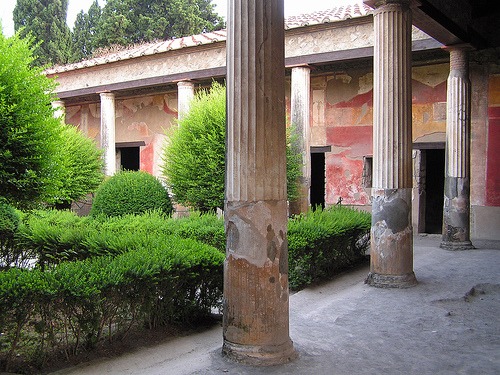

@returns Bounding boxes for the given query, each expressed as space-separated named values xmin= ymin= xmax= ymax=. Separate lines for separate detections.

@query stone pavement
xmin=52 ymin=235 xmax=500 ymax=375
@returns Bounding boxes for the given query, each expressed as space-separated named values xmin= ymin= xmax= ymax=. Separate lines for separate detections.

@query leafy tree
xmin=46 ymin=123 xmax=104 ymax=208
xmin=0 ymin=31 xmax=61 ymax=207
xmin=13 ymin=0 xmax=72 ymax=66
xmin=95 ymin=0 xmax=224 ymax=49
xmin=71 ymin=0 xmax=101 ymax=62
xmin=162 ymin=82 xmax=302 ymax=212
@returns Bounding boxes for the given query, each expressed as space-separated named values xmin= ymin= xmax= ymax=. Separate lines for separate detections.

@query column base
xmin=440 ymin=241 xmax=474 ymax=251
xmin=222 ymin=339 xmax=297 ymax=366
xmin=365 ymin=272 xmax=417 ymax=288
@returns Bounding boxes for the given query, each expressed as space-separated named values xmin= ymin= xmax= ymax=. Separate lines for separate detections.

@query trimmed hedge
xmin=15 ymin=210 xmax=225 ymax=268
xmin=0 ymin=235 xmax=224 ymax=371
xmin=90 ymin=171 xmax=173 ymax=217
xmin=288 ymin=206 xmax=371 ymax=289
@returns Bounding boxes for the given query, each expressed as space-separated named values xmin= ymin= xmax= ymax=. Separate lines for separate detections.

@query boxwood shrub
xmin=90 ymin=171 xmax=173 ymax=217
xmin=0 ymin=235 xmax=224 ymax=372
xmin=288 ymin=206 xmax=371 ymax=289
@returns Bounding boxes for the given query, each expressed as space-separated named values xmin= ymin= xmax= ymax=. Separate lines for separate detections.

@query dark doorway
xmin=310 ymin=152 xmax=326 ymax=209
xmin=424 ymin=148 xmax=445 ymax=233
xmin=120 ymin=147 xmax=140 ymax=171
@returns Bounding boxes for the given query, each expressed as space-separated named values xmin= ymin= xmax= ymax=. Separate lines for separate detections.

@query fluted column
xmin=100 ymin=92 xmax=116 ymax=176
xmin=223 ymin=0 xmax=296 ymax=365
xmin=52 ymin=100 xmax=65 ymax=122
xmin=365 ymin=0 xmax=417 ymax=288
xmin=290 ymin=66 xmax=311 ymax=214
xmin=177 ymin=81 xmax=195 ymax=120
xmin=441 ymin=46 xmax=474 ymax=250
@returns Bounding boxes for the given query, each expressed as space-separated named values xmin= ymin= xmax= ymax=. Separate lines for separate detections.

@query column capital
xmin=365 ymin=0 xmax=410 ymax=10
xmin=99 ymin=91 xmax=115 ymax=99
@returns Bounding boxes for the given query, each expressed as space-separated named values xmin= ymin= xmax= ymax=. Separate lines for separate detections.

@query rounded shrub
xmin=90 ymin=171 xmax=173 ymax=217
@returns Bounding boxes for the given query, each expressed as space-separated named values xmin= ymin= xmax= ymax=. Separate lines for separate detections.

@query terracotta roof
xmin=45 ymin=2 xmax=372 ymax=74
xmin=285 ymin=2 xmax=372 ymax=29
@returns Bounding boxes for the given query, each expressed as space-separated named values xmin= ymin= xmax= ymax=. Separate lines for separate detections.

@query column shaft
xmin=52 ymin=100 xmax=65 ymax=122
xmin=177 ymin=81 xmax=195 ymax=120
xmin=441 ymin=47 xmax=473 ymax=249
xmin=290 ymin=66 xmax=311 ymax=214
xmin=223 ymin=0 xmax=296 ymax=365
xmin=366 ymin=0 xmax=417 ymax=288
xmin=100 ymin=92 xmax=116 ymax=176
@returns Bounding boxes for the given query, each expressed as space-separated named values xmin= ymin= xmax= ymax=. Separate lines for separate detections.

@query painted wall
xmin=305 ymin=63 xmax=448 ymax=207
xmin=65 ymin=92 xmax=178 ymax=178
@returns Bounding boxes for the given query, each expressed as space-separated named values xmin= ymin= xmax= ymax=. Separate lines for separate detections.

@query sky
xmin=1 ymin=0 xmax=357 ymax=37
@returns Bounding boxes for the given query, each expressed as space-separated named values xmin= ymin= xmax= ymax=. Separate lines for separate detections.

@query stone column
xmin=290 ymin=66 xmax=311 ymax=214
xmin=223 ymin=0 xmax=296 ymax=365
xmin=100 ymin=92 xmax=116 ymax=176
xmin=177 ymin=81 xmax=195 ymax=120
xmin=365 ymin=0 xmax=417 ymax=288
xmin=441 ymin=46 xmax=474 ymax=250
xmin=52 ymin=100 xmax=65 ymax=122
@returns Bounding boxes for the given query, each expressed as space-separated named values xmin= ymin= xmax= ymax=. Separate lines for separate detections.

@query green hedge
xmin=288 ymin=206 xmax=371 ymax=289
xmin=90 ymin=171 xmax=173 ymax=217
xmin=14 ymin=210 xmax=225 ymax=268
xmin=0 ymin=235 xmax=224 ymax=372
xmin=15 ymin=207 xmax=369 ymax=287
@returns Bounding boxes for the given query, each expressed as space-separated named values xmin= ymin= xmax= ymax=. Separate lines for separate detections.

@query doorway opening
xmin=310 ymin=152 xmax=326 ymax=209
xmin=119 ymin=147 xmax=140 ymax=171
xmin=424 ymin=148 xmax=445 ymax=234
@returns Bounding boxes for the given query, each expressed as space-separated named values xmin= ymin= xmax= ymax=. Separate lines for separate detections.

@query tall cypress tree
xmin=95 ymin=0 xmax=225 ymax=49
xmin=71 ymin=0 xmax=101 ymax=62
xmin=13 ymin=0 xmax=72 ymax=66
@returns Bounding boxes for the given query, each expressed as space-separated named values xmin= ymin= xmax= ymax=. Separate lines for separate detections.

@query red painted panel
xmin=486 ymin=116 xmax=500 ymax=206
xmin=325 ymin=153 xmax=369 ymax=205
xmin=332 ymin=90 xmax=373 ymax=108
xmin=140 ymin=142 xmax=154 ymax=175
xmin=326 ymin=125 xmax=373 ymax=157
xmin=488 ymin=106 xmax=500 ymax=119
xmin=411 ymin=80 xmax=447 ymax=104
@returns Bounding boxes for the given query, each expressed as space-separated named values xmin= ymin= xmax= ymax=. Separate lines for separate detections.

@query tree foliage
xmin=0 ymin=31 xmax=104 ymax=208
xmin=70 ymin=0 xmax=224 ymax=62
xmin=71 ymin=0 xmax=101 ymax=62
xmin=13 ymin=0 xmax=72 ymax=66
xmin=46 ymin=123 xmax=104 ymax=207
xmin=162 ymin=82 xmax=302 ymax=212
xmin=0 ymin=31 xmax=61 ymax=207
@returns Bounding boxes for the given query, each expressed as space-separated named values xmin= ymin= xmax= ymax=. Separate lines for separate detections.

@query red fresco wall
xmin=321 ymin=64 xmax=448 ymax=207
xmin=486 ymin=109 xmax=500 ymax=206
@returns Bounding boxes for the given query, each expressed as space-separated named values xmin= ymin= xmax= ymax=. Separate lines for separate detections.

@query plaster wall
xmin=306 ymin=63 xmax=448 ymax=209
xmin=65 ymin=91 xmax=178 ymax=178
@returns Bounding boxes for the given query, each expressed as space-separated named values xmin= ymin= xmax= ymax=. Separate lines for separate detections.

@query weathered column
xmin=441 ymin=46 xmax=474 ymax=250
xmin=52 ymin=100 xmax=65 ymax=122
xmin=223 ymin=0 xmax=296 ymax=365
xmin=365 ymin=0 xmax=417 ymax=288
xmin=177 ymin=81 xmax=195 ymax=120
xmin=100 ymin=92 xmax=116 ymax=176
xmin=290 ymin=66 xmax=311 ymax=214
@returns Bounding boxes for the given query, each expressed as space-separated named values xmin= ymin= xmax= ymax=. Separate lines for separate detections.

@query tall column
xmin=365 ymin=0 xmax=417 ymax=288
xmin=441 ymin=46 xmax=474 ymax=250
xmin=52 ymin=100 xmax=65 ymax=122
xmin=290 ymin=66 xmax=311 ymax=214
xmin=177 ymin=81 xmax=195 ymax=120
xmin=100 ymin=92 xmax=116 ymax=176
xmin=223 ymin=0 xmax=296 ymax=365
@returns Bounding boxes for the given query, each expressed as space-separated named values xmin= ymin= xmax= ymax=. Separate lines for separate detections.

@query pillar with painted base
xmin=290 ymin=66 xmax=312 ymax=214
xmin=441 ymin=46 xmax=474 ymax=250
xmin=177 ymin=81 xmax=195 ymax=120
xmin=223 ymin=0 xmax=297 ymax=365
xmin=52 ymin=100 xmax=65 ymax=122
xmin=365 ymin=0 xmax=417 ymax=288
xmin=100 ymin=92 xmax=116 ymax=176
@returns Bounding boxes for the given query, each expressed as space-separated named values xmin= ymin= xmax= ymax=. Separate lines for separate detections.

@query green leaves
xmin=288 ymin=206 xmax=371 ymax=290
xmin=162 ymin=82 xmax=303 ymax=212
xmin=0 ymin=32 xmax=60 ymax=207
xmin=90 ymin=171 xmax=173 ymax=218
